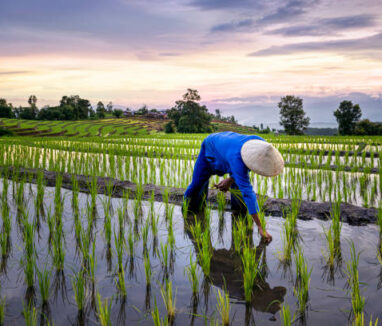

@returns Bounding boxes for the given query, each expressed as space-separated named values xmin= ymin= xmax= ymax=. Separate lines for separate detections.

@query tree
xmin=106 ymin=101 xmax=113 ymax=113
xmin=164 ymin=121 xmax=176 ymax=133
xmin=278 ymin=95 xmax=310 ymax=135
xmin=112 ymin=109 xmax=123 ymax=118
xmin=168 ymin=89 xmax=213 ymax=133
xmin=28 ymin=95 xmax=37 ymax=108
xmin=136 ymin=105 xmax=148 ymax=115
xmin=0 ymin=98 xmax=14 ymax=118
xmin=354 ymin=119 xmax=382 ymax=135
xmin=334 ymin=100 xmax=362 ymax=135
xmin=96 ymin=101 xmax=106 ymax=118
xmin=59 ymin=95 xmax=91 ymax=119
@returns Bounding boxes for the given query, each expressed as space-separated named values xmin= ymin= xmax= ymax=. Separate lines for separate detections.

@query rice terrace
xmin=1 ymin=0 xmax=382 ymax=325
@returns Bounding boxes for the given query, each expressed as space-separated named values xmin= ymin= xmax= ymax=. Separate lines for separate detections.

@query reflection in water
xmin=184 ymin=212 xmax=287 ymax=320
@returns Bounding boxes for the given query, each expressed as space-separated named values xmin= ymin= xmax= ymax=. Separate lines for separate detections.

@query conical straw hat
xmin=240 ymin=140 xmax=284 ymax=177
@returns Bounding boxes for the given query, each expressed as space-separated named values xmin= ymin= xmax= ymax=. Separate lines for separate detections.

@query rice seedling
xmin=36 ymin=266 xmax=51 ymax=305
xmin=232 ymin=218 xmax=247 ymax=253
xmin=280 ymin=304 xmax=294 ymax=326
xmin=142 ymin=218 xmax=150 ymax=252
xmin=215 ymin=288 xmax=230 ymax=326
xmin=96 ymin=292 xmax=112 ymax=326
xmin=160 ymin=280 xmax=176 ymax=323
xmin=197 ymin=231 xmax=212 ymax=278
xmin=293 ymin=248 xmax=312 ymax=316
xmin=72 ymin=270 xmax=87 ymax=313
xmin=0 ymin=297 xmax=5 ymax=326
xmin=51 ymin=223 xmax=65 ymax=271
xmin=152 ymin=299 xmax=168 ymax=326
xmin=216 ymin=190 xmax=226 ymax=218
xmin=353 ymin=313 xmax=379 ymax=326
xmin=88 ymin=241 xmax=97 ymax=284
xmin=186 ymin=252 xmax=199 ymax=295
xmin=22 ymin=302 xmax=38 ymax=326
xmin=115 ymin=264 xmax=127 ymax=297
xmin=241 ymin=245 xmax=259 ymax=303
xmin=277 ymin=213 xmax=296 ymax=265
xmin=346 ymin=242 xmax=365 ymax=321
xmin=127 ymin=226 xmax=135 ymax=260
xmin=144 ymin=251 xmax=152 ymax=285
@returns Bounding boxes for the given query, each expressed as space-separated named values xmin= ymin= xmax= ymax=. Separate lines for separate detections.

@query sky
xmin=1 ymin=0 xmax=382 ymax=126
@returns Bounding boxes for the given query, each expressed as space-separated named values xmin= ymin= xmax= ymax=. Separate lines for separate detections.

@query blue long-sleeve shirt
xmin=203 ymin=132 xmax=265 ymax=214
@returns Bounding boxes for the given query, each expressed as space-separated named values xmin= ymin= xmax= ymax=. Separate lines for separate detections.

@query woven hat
xmin=240 ymin=140 xmax=284 ymax=177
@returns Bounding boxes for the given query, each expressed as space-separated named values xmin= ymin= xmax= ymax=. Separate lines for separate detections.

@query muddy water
xmin=0 ymin=180 xmax=381 ymax=325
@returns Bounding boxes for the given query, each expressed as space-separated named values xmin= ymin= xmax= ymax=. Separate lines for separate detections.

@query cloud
xmin=0 ymin=70 xmax=32 ymax=75
xmin=188 ymin=0 xmax=262 ymax=10
xmin=210 ymin=19 xmax=254 ymax=33
xmin=248 ymin=32 xmax=382 ymax=57
xmin=266 ymin=14 xmax=376 ymax=36
xmin=258 ymin=0 xmax=316 ymax=25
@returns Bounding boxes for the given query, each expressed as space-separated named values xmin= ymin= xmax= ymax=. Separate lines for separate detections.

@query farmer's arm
xmin=230 ymin=162 xmax=272 ymax=242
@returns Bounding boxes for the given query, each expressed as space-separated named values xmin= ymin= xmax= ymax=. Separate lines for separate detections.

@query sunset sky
xmin=1 ymin=0 xmax=382 ymax=126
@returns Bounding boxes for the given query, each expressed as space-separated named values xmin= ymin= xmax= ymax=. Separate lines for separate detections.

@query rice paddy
xmin=0 ymin=127 xmax=381 ymax=325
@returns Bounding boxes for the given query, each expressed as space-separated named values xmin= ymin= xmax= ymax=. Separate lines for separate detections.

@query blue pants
xmin=184 ymin=142 xmax=247 ymax=215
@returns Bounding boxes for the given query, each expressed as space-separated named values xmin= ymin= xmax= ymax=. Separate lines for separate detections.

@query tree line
xmin=0 ymin=92 xmax=380 ymax=135
xmin=0 ymin=96 xmax=124 ymax=121
xmin=278 ymin=95 xmax=381 ymax=135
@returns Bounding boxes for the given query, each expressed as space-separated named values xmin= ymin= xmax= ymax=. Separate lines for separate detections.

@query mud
xmin=0 ymin=166 xmax=377 ymax=225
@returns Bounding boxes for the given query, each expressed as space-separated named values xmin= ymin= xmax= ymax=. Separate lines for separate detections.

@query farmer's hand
xmin=259 ymin=228 xmax=273 ymax=243
xmin=214 ymin=177 xmax=234 ymax=192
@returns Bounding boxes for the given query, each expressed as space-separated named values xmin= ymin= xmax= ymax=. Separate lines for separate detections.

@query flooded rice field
xmin=0 ymin=179 xmax=381 ymax=325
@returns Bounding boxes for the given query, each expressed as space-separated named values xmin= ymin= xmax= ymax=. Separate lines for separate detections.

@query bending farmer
xmin=184 ymin=131 xmax=284 ymax=243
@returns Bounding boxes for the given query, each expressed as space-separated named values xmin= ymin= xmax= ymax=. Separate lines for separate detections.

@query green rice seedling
xmin=22 ymin=217 xmax=35 ymax=288
xmin=280 ymin=304 xmax=294 ymax=326
xmin=186 ymin=252 xmax=199 ymax=295
xmin=133 ymin=182 xmax=144 ymax=220
xmin=72 ymin=270 xmax=87 ymax=313
xmin=96 ymin=292 xmax=112 ymax=326
xmin=35 ymin=170 xmax=45 ymax=215
xmin=22 ymin=302 xmax=38 ymax=326
xmin=277 ymin=215 xmax=295 ymax=265
xmin=152 ymin=299 xmax=168 ymax=326
xmin=142 ymin=219 xmax=150 ymax=252
xmin=330 ymin=197 xmax=342 ymax=248
xmin=115 ymin=265 xmax=127 ymax=297
xmin=36 ymin=266 xmax=51 ymax=305
xmin=353 ymin=313 xmax=379 ymax=326
xmin=88 ymin=241 xmax=97 ymax=284
xmin=51 ymin=224 xmax=65 ymax=271
xmin=216 ymin=288 xmax=230 ymax=326
xmin=241 ymin=246 xmax=259 ymax=303
xmin=127 ymin=227 xmax=135 ymax=258
xmin=197 ymin=231 xmax=212 ymax=278
xmin=0 ymin=297 xmax=5 ymax=326
xmin=158 ymin=241 xmax=169 ymax=273
xmin=103 ymin=205 xmax=112 ymax=248
xmin=346 ymin=242 xmax=365 ymax=321
xmin=293 ymin=248 xmax=312 ymax=316
xmin=151 ymin=211 xmax=159 ymax=239
xmin=182 ymin=197 xmax=190 ymax=218
xmin=114 ymin=231 xmax=124 ymax=273
xmin=144 ymin=251 xmax=152 ymax=285
xmin=160 ymin=280 xmax=176 ymax=323
xmin=189 ymin=217 xmax=203 ymax=249
xmin=232 ymin=218 xmax=247 ymax=253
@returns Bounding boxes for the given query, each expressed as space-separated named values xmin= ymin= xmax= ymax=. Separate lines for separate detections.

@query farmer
xmin=183 ymin=131 xmax=284 ymax=243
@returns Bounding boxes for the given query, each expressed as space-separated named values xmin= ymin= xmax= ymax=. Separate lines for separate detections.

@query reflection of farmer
xmin=184 ymin=132 xmax=284 ymax=243
xmin=183 ymin=213 xmax=286 ymax=315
